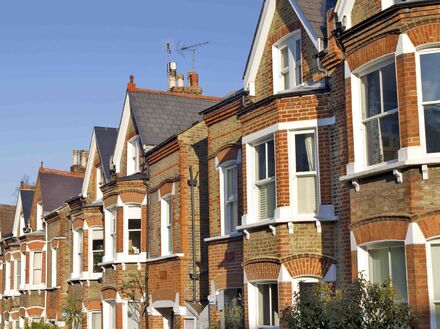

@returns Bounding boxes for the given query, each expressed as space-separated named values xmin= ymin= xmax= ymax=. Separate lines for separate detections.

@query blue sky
xmin=0 ymin=0 xmax=260 ymax=204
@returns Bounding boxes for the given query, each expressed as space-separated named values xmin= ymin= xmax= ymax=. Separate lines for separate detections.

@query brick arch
xmin=282 ymin=253 xmax=336 ymax=278
xmin=407 ymin=23 xmax=440 ymax=47
xmin=216 ymin=144 xmax=240 ymax=165
xmin=350 ymin=215 xmax=410 ymax=245
xmin=72 ymin=217 xmax=84 ymax=230
xmin=103 ymin=193 xmax=118 ymax=208
xmin=101 ymin=286 xmax=117 ymax=300
xmin=243 ymin=258 xmax=281 ymax=281
xmin=347 ymin=34 xmax=399 ymax=71
xmin=27 ymin=307 xmax=44 ymax=317
xmin=415 ymin=210 xmax=440 ymax=239
xmin=120 ymin=190 xmax=145 ymax=204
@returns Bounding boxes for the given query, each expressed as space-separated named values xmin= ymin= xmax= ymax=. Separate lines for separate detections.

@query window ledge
xmin=204 ymin=232 xmax=243 ymax=243
xmin=238 ymin=215 xmax=337 ymax=231
xmin=341 ymin=156 xmax=440 ymax=181
xmin=145 ymin=253 xmax=184 ymax=263
xmin=3 ymin=290 xmax=20 ymax=297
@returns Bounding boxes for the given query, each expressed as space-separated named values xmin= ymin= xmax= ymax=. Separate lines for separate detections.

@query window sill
xmin=101 ymin=253 xmax=147 ymax=266
xmin=68 ymin=273 xmax=102 ymax=282
xmin=145 ymin=253 xmax=184 ymax=263
xmin=238 ymin=215 xmax=337 ymax=231
xmin=3 ymin=290 xmax=21 ymax=297
xmin=204 ymin=232 xmax=243 ymax=243
xmin=341 ymin=156 xmax=440 ymax=181
xmin=22 ymin=284 xmax=46 ymax=291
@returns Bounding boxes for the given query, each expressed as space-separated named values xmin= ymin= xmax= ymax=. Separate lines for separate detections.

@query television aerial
xmin=175 ymin=41 xmax=209 ymax=71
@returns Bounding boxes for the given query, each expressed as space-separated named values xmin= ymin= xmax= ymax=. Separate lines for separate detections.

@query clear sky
xmin=0 ymin=0 xmax=260 ymax=204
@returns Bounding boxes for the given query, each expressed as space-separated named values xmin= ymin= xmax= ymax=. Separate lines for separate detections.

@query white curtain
xmin=304 ymin=135 xmax=314 ymax=171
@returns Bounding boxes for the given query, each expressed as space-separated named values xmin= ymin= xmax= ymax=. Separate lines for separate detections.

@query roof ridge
xmin=131 ymin=88 xmax=222 ymax=101
xmin=39 ymin=167 xmax=84 ymax=178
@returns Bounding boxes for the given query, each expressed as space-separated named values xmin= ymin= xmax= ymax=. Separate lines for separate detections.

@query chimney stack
xmin=176 ymin=74 xmax=184 ymax=88
xmin=70 ymin=149 xmax=88 ymax=173
xmin=73 ymin=150 xmax=79 ymax=166
xmin=127 ymin=74 xmax=137 ymax=92
xmin=188 ymin=71 xmax=199 ymax=88
xmin=80 ymin=150 xmax=89 ymax=168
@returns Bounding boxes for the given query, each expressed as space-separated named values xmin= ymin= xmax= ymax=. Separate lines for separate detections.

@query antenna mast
xmin=177 ymin=41 xmax=209 ymax=71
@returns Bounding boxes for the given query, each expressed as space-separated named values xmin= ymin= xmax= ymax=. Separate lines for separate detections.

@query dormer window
xmin=127 ymin=136 xmax=140 ymax=175
xmin=273 ymin=31 xmax=302 ymax=93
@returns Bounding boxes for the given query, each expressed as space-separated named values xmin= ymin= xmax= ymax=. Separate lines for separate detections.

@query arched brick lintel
xmin=282 ymin=253 xmax=336 ymax=278
xmin=415 ymin=210 xmax=440 ymax=239
xmin=407 ymin=23 xmax=440 ymax=47
xmin=350 ymin=215 xmax=410 ymax=245
xmin=243 ymin=258 xmax=281 ymax=282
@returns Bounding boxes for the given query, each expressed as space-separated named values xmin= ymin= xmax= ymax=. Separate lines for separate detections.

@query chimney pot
xmin=177 ymin=74 xmax=184 ymax=88
xmin=73 ymin=150 xmax=79 ymax=165
xmin=127 ymin=74 xmax=137 ymax=92
xmin=80 ymin=150 xmax=89 ymax=168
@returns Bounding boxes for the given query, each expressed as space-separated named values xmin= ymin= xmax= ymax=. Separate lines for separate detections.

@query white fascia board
xmin=12 ymin=193 xmax=23 ymax=238
xmin=335 ymin=0 xmax=355 ymax=29
xmin=243 ymin=0 xmax=276 ymax=94
xmin=288 ymin=0 xmax=320 ymax=50
xmin=113 ymin=93 xmax=131 ymax=174
xmin=81 ymin=131 xmax=97 ymax=198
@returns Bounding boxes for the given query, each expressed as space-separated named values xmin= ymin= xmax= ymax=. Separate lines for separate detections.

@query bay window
xmin=222 ymin=165 xmax=238 ymax=234
xmin=255 ymin=139 xmax=276 ymax=220
xmin=91 ymin=229 xmax=104 ymax=273
xmin=430 ymin=241 xmax=440 ymax=328
xmin=32 ymin=251 xmax=43 ymax=285
xmin=161 ymin=196 xmax=173 ymax=256
xmin=127 ymin=206 xmax=141 ymax=255
xmin=274 ymin=32 xmax=302 ymax=93
xmin=103 ymin=301 xmax=116 ymax=329
xmin=294 ymin=131 xmax=318 ymax=215
xmin=367 ymin=243 xmax=408 ymax=301
xmin=89 ymin=312 xmax=102 ymax=329
xmin=257 ymin=283 xmax=279 ymax=327
xmin=419 ymin=51 xmax=440 ymax=153
xmin=361 ymin=61 xmax=400 ymax=166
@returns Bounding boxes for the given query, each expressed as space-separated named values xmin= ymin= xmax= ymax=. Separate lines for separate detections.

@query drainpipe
xmin=188 ymin=166 xmax=198 ymax=302
xmin=43 ymin=217 xmax=48 ymax=322
xmin=142 ymin=163 xmax=151 ymax=329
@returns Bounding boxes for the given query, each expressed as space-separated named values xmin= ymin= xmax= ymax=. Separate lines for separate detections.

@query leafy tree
xmin=283 ymin=276 xmax=414 ymax=329
xmin=24 ymin=322 xmax=58 ymax=329
xmin=62 ymin=296 xmax=83 ymax=329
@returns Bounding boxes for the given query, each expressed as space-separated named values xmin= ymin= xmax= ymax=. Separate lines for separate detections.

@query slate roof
xmin=296 ymin=0 xmax=336 ymax=40
xmin=39 ymin=170 xmax=83 ymax=213
xmin=0 ymin=204 xmax=15 ymax=237
xmin=94 ymin=126 xmax=118 ymax=183
xmin=20 ymin=189 xmax=34 ymax=225
xmin=128 ymin=91 xmax=220 ymax=146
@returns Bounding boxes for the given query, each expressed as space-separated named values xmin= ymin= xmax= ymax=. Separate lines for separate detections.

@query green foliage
xmin=24 ymin=322 xmax=58 ymax=329
xmin=224 ymin=297 xmax=244 ymax=329
xmin=62 ymin=296 xmax=84 ymax=329
xmin=283 ymin=277 xmax=414 ymax=329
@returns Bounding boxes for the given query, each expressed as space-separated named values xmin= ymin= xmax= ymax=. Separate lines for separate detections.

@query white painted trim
xmin=395 ymin=33 xmax=416 ymax=56
xmin=219 ymin=162 xmax=239 ymax=236
xmin=12 ymin=192 xmax=23 ymax=238
xmin=145 ymin=253 xmax=184 ymax=263
xmin=405 ymin=222 xmax=426 ymax=245
xmin=288 ymin=0 xmax=320 ymax=50
xmin=244 ymin=0 xmax=276 ymax=96
xmin=81 ymin=130 xmax=97 ymax=198
xmin=425 ymin=238 xmax=440 ymax=329
xmin=278 ymin=264 xmax=291 ymax=282
xmin=113 ymin=93 xmax=131 ymax=174
xmin=335 ymin=0 xmax=355 ymax=29
xmin=204 ymin=232 xmax=243 ymax=243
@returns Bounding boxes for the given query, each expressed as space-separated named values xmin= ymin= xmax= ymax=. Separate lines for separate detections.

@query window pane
xmin=424 ymin=105 xmax=440 ymax=153
xmin=129 ymin=218 xmax=141 ymax=230
xmin=267 ymin=140 xmax=275 ymax=178
xmin=226 ymin=202 xmax=238 ymax=234
xmin=168 ymin=226 xmax=173 ymax=254
xmin=421 ymin=53 xmax=440 ymax=102
xmin=226 ymin=167 xmax=235 ymax=200
xmin=362 ymin=70 xmax=381 ymax=118
xmin=129 ymin=231 xmax=141 ymax=255
xmin=93 ymin=251 xmax=104 ymax=272
xmin=436 ymin=304 xmax=440 ymax=329
xmin=295 ymin=39 xmax=301 ymax=63
xmin=381 ymin=63 xmax=398 ymax=112
xmin=380 ymin=112 xmax=400 ymax=162
xmin=369 ymin=248 xmax=390 ymax=284
xmin=256 ymin=143 xmax=266 ymax=180
xmin=93 ymin=239 xmax=104 ymax=252
xmin=271 ymin=284 xmax=279 ymax=325
xmin=280 ymin=47 xmax=288 ymax=69
xmin=283 ymin=72 xmax=290 ymax=90
xmin=258 ymin=285 xmax=270 ymax=325
xmin=365 ymin=118 xmax=382 ymax=165
xmin=258 ymin=181 xmax=275 ymax=220
xmin=91 ymin=313 xmax=101 ymax=329
xmin=431 ymin=244 xmax=440 ymax=301
xmin=390 ymin=246 xmax=408 ymax=300
xmin=296 ymin=134 xmax=315 ymax=172
xmin=127 ymin=303 xmax=141 ymax=329
xmin=297 ymin=176 xmax=317 ymax=214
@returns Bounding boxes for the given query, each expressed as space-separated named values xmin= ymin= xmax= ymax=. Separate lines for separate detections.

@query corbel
xmin=287 ymin=222 xmax=294 ymax=235
xmin=121 ymin=263 xmax=126 ymax=271
xmin=112 ymin=264 xmax=117 ymax=270
xmin=243 ymin=229 xmax=250 ymax=240
xmin=421 ymin=165 xmax=429 ymax=180
xmin=393 ymin=169 xmax=403 ymax=183
xmin=352 ymin=180 xmax=360 ymax=192
xmin=268 ymin=225 xmax=276 ymax=236
xmin=315 ymin=220 xmax=322 ymax=234
xmin=137 ymin=262 xmax=141 ymax=271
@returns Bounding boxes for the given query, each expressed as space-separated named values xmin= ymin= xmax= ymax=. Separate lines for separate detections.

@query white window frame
xmin=89 ymin=228 xmax=104 ymax=276
xmin=426 ymin=238 xmax=440 ymax=329
xmin=36 ymin=203 xmax=43 ymax=231
xmin=72 ymin=229 xmax=83 ymax=278
xmin=103 ymin=301 xmax=116 ymax=329
xmin=4 ymin=260 xmax=11 ymax=293
xmin=272 ymin=30 xmax=302 ymax=94
xmin=51 ymin=247 xmax=57 ymax=288
xmin=351 ymin=56 xmax=400 ymax=172
xmin=289 ymin=129 xmax=320 ymax=217
xmin=87 ymin=311 xmax=102 ymax=329
xmin=30 ymin=251 xmax=43 ymax=286
xmin=96 ymin=166 xmax=104 ymax=200
xmin=292 ymin=276 xmax=320 ymax=301
xmin=219 ymin=161 xmax=239 ymax=236
xmin=14 ymin=258 xmax=21 ymax=291
xmin=20 ymin=253 xmax=26 ymax=288
xmin=127 ymin=135 xmax=140 ymax=175
xmin=104 ymin=207 xmax=117 ymax=262
xmin=125 ymin=205 xmax=142 ymax=255
xmin=161 ymin=195 xmax=173 ymax=256
xmin=415 ymin=47 xmax=440 ymax=157
xmin=253 ymin=281 xmax=279 ymax=328
xmin=123 ymin=300 xmax=141 ymax=329
xmin=357 ymin=240 xmax=408 ymax=302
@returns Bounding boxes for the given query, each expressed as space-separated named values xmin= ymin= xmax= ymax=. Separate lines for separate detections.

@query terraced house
xmin=2 ymin=0 xmax=440 ymax=328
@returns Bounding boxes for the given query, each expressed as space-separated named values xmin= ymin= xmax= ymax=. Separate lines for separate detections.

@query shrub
xmin=62 ymin=296 xmax=84 ymax=329
xmin=224 ymin=297 xmax=244 ymax=329
xmin=24 ymin=322 xmax=58 ymax=329
xmin=283 ymin=277 xmax=414 ymax=329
